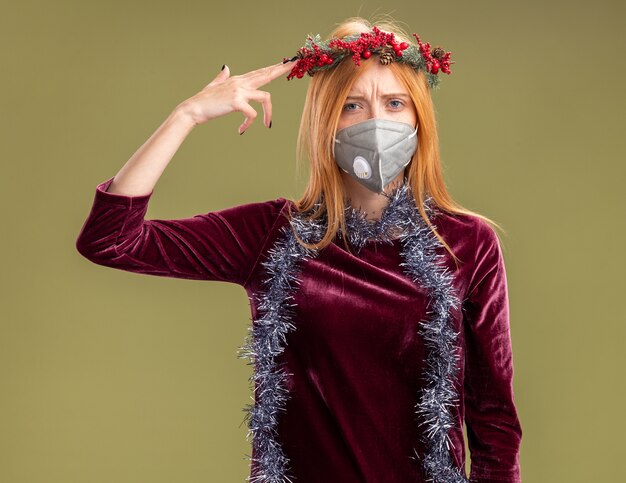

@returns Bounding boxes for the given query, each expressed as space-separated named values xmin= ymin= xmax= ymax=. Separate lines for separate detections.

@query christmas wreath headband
xmin=281 ymin=25 xmax=454 ymax=89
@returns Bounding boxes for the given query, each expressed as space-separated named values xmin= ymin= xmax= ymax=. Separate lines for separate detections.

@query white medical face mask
xmin=333 ymin=118 xmax=418 ymax=194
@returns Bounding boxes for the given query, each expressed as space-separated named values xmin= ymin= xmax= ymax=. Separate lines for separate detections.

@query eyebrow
xmin=345 ymin=93 xmax=411 ymax=101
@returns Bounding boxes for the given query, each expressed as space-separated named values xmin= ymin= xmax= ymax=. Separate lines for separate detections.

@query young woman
xmin=76 ymin=17 xmax=522 ymax=483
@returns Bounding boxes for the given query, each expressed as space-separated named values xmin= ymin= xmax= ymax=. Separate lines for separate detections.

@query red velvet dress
xmin=76 ymin=177 xmax=523 ymax=483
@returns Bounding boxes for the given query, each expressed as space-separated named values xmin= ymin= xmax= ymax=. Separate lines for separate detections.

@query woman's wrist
xmin=173 ymin=100 xmax=203 ymax=129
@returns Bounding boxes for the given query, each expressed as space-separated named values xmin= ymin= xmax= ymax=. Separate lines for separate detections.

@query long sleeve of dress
xmin=462 ymin=221 xmax=523 ymax=483
xmin=75 ymin=177 xmax=288 ymax=286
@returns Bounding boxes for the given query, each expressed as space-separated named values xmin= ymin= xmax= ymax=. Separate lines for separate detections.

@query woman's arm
xmin=104 ymin=59 xmax=297 ymax=197
xmin=105 ymin=107 xmax=196 ymax=197
xmin=462 ymin=220 xmax=523 ymax=483
xmin=76 ymin=60 xmax=297 ymax=283
xmin=75 ymin=177 xmax=288 ymax=285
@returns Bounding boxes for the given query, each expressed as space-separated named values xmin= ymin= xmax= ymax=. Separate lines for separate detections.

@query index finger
xmin=241 ymin=59 xmax=298 ymax=88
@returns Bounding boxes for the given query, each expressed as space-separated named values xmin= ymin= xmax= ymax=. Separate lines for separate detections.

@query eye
xmin=389 ymin=99 xmax=404 ymax=109
xmin=343 ymin=102 xmax=359 ymax=111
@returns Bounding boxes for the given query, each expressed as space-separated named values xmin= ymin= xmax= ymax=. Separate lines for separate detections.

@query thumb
xmin=206 ymin=64 xmax=230 ymax=87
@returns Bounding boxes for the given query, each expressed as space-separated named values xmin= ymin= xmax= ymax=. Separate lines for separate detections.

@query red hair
xmin=288 ymin=16 xmax=504 ymax=267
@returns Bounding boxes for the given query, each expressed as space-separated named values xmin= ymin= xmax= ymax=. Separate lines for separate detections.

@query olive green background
xmin=1 ymin=0 xmax=624 ymax=481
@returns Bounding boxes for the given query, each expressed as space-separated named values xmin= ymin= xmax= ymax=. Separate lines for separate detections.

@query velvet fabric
xmin=76 ymin=177 xmax=522 ymax=482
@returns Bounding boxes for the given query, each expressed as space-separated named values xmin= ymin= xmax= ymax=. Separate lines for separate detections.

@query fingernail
xmin=221 ymin=64 xmax=226 ymax=71
xmin=269 ymin=120 xmax=272 ymax=129
xmin=239 ymin=129 xmax=245 ymax=135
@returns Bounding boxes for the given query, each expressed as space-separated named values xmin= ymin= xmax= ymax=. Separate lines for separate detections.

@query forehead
xmin=348 ymin=61 xmax=407 ymax=94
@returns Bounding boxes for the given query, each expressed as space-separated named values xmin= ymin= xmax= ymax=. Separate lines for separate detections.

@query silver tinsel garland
xmin=238 ymin=179 xmax=469 ymax=483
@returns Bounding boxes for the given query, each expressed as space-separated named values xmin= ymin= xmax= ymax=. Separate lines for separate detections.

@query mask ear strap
xmin=409 ymin=126 xmax=418 ymax=139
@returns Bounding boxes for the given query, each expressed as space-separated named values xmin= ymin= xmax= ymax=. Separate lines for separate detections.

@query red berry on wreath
xmin=362 ymin=50 xmax=372 ymax=59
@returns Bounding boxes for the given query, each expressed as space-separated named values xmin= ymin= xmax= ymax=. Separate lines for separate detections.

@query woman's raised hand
xmin=178 ymin=60 xmax=297 ymax=134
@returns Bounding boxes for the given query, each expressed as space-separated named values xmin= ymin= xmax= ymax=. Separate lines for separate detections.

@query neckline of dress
xmin=339 ymin=180 xmax=438 ymax=251
xmin=286 ymin=179 xmax=439 ymax=253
